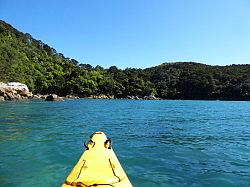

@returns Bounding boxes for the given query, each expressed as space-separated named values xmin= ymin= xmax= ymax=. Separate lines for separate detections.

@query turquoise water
xmin=0 ymin=99 xmax=249 ymax=187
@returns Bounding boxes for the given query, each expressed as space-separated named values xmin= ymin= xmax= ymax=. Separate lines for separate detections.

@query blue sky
xmin=0 ymin=0 xmax=250 ymax=68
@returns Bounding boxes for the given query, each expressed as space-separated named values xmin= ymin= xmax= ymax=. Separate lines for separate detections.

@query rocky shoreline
xmin=0 ymin=82 xmax=160 ymax=102
xmin=0 ymin=82 xmax=32 ymax=101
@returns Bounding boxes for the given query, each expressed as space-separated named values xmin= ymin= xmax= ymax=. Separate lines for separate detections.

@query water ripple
xmin=0 ymin=100 xmax=250 ymax=187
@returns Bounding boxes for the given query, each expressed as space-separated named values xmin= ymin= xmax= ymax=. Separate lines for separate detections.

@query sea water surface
xmin=0 ymin=99 xmax=249 ymax=187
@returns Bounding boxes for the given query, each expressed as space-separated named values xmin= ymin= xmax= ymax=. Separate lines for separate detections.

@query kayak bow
xmin=62 ymin=132 xmax=132 ymax=187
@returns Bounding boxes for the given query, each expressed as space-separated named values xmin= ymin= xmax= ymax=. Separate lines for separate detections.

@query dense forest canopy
xmin=0 ymin=20 xmax=249 ymax=100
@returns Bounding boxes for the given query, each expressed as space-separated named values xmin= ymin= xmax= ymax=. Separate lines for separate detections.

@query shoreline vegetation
xmin=0 ymin=82 xmax=161 ymax=101
xmin=0 ymin=20 xmax=249 ymax=101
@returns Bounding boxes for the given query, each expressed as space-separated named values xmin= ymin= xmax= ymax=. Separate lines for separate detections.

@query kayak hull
xmin=62 ymin=132 xmax=132 ymax=187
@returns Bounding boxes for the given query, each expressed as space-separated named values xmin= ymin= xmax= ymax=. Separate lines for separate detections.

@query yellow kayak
xmin=62 ymin=132 xmax=132 ymax=187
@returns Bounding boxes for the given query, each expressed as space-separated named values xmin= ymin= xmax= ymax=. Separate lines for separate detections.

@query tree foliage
xmin=0 ymin=20 xmax=249 ymax=100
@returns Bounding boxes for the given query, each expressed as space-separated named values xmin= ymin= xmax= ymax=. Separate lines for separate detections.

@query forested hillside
xmin=0 ymin=20 xmax=249 ymax=100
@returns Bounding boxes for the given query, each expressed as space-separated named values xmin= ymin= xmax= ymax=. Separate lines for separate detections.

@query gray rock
xmin=40 ymin=95 xmax=47 ymax=99
xmin=66 ymin=95 xmax=79 ymax=99
xmin=144 ymin=94 xmax=160 ymax=100
xmin=32 ymin=94 xmax=42 ymax=99
xmin=92 ymin=94 xmax=109 ymax=99
xmin=127 ymin=96 xmax=133 ymax=99
xmin=108 ymin=95 xmax=114 ymax=99
xmin=0 ymin=96 xmax=4 ymax=101
xmin=4 ymin=92 xmax=22 ymax=100
xmin=22 ymin=96 xmax=28 ymax=100
xmin=45 ymin=94 xmax=64 ymax=101
xmin=134 ymin=96 xmax=140 ymax=100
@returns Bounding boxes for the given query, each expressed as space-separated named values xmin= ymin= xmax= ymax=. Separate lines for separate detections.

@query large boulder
xmin=45 ymin=94 xmax=64 ymax=101
xmin=0 ymin=82 xmax=32 ymax=100
xmin=5 ymin=92 xmax=22 ymax=100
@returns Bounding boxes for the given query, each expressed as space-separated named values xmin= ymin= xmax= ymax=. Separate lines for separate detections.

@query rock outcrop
xmin=31 ymin=94 xmax=48 ymax=100
xmin=0 ymin=82 xmax=32 ymax=101
xmin=66 ymin=95 xmax=80 ymax=99
xmin=126 ymin=95 xmax=160 ymax=100
xmin=45 ymin=94 xmax=64 ymax=101
xmin=32 ymin=94 xmax=43 ymax=100
xmin=87 ymin=94 xmax=114 ymax=99
xmin=0 ymin=96 xmax=4 ymax=101
xmin=143 ymin=95 xmax=161 ymax=100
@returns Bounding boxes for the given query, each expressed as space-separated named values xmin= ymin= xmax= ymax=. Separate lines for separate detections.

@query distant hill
xmin=0 ymin=20 xmax=249 ymax=100
xmin=144 ymin=62 xmax=250 ymax=100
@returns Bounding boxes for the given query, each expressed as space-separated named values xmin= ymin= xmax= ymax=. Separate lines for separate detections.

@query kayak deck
xmin=62 ymin=132 xmax=132 ymax=187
